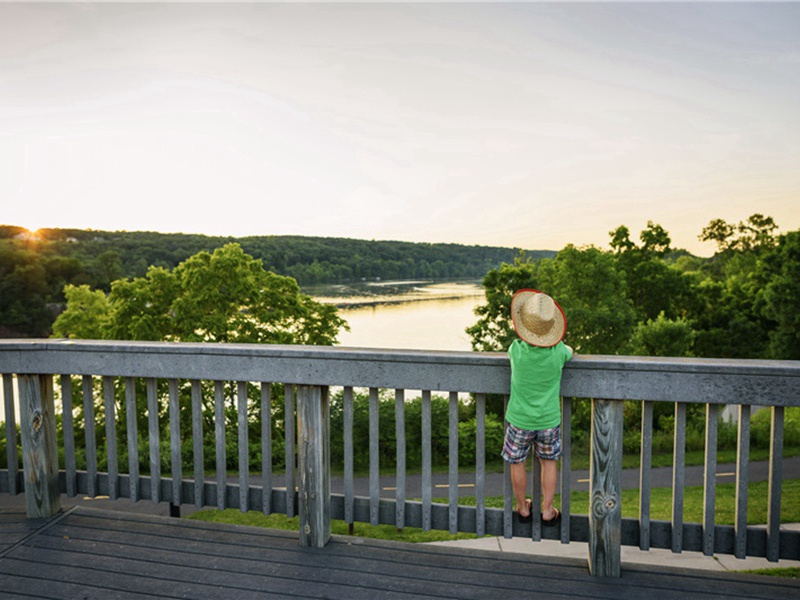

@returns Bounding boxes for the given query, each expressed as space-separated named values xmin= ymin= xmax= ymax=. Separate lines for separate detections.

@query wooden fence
xmin=1 ymin=340 xmax=798 ymax=576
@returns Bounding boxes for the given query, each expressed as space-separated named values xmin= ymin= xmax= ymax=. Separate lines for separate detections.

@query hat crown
xmin=520 ymin=293 xmax=556 ymax=336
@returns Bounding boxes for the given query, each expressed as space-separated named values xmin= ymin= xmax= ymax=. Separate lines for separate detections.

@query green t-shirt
xmin=505 ymin=339 xmax=573 ymax=431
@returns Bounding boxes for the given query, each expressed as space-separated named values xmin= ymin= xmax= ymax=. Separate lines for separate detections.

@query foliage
xmin=328 ymin=389 xmax=505 ymax=473
xmin=0 ymin=225 xmax=553 ymax=337
xmin=469 ymin=214 xmax=795 ymax=361
xmin=756 ymin=231 xmax=800 ymax=359
xmin=53 ymin=244 xmax=345 ymax=345
xmin=537 ymin=245 xmax=637 ymax=354
xmin=628 ymin=312 xmax=695 ymax=357
xmin=699 ymin=213 xmax=778 ymax=253
xmin=51 ymin=284 xmax=110 ymax=339
xmin=466 ymin=253 xmax=538 ymax=352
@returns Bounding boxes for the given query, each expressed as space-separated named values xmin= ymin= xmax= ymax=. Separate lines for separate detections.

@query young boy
xmin=501 ymin=289 xmax=573 ymax=525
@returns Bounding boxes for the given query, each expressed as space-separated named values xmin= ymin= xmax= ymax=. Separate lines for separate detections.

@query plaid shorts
xmin=501 ymin=423 xmax=562 ymax=463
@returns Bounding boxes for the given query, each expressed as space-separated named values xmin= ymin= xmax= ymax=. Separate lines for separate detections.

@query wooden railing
xmin=1 ymin=340 xmax=798 ymax=577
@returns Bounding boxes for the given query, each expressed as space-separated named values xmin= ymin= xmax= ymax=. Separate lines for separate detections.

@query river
xmin=306 ymin=280 xmax=485 ymax=352
xmin=0 ymin=281 xmax=486 ymax=421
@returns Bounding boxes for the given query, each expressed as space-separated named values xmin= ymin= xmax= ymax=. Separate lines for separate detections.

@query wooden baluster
xmin=588 ymin=398 xmax=622 ymax=577
xmin=61 ymin=375 xmax=75 ymax=498
xmin=448 ymin=391 xmax=458 ymax=535
xmin=476 ymin=393 xmax=486 ymax=538
xmin=672 ymin=402 xmax=686 ymax=553
xmin=168 ymin=378 xmax=182 ymax=509
xmin=146 ymin=378 xmax=160 ymax=503
xmin=702 ymin=403 xmax=718 ymax=556
xmin=83 ymin=375 xmax=97 ymax=498
xmin=735 ymin=405 xmax=750 ymax=559
xmin=237 ymin=381 xmax=248 ymax=512
xmin=421 ymin=390 xmax=432 ymax=532
xmin=767 ymin=406 xmax=784 ymax=562
xmin=639 ymin=400 xmax=653 ymax=551
xmin=214 ymin=380 xmax=226 ymax=510
xmin=103 ymin=376 xmax=119 ymax=501
xmin=261 ymin=382 xmax=272 ymax=515
xmin=368 ymin=387 xmax=379 ymax=526
xmin=285 ymin=385 xmax=296 ymax=518
xmin=191 ymin=380 xmax=203 ymax=508
xmin=503 ymin=395 xmax=512 ymax=539
xmin=2 ymin=374 xmax=18 ymax=495
xmin=395 ymin=389 xmax=406 ymax=530
xmin=343 ymin=386 xmax=354 ymax=528
xmin=560 ymin=397 xmax=572 ymax=544
xmin=18 ymin=375 xmax=60 ymax=518
xmin=297 ymin=385 xmax=330 ymax=547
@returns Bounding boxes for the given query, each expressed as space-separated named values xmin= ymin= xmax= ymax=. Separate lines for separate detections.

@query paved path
xmin=333 ymin=455 xmax=800 ymax=499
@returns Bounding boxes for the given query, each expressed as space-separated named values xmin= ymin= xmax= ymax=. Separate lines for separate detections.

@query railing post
xmin=18 ymin=375 xmax=61 ymax=519
xmin=296 ymin=385 xmax=331 ymax=548
xmin=588 ymin=398 xmax=623 ymax=577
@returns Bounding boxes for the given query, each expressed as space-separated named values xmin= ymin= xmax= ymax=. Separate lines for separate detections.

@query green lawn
xmin=189 ymin=479 xmax=800 ymax=540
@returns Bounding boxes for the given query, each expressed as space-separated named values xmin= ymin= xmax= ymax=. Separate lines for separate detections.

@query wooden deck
xmin=0 ymin=506 xmax=797 ymax=600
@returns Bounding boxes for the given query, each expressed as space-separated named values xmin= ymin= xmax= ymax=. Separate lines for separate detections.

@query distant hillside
xmin=1 ymin=225 xmax=554 ymax=285
xmin=0 ymin=225 xmax=555 ymax=337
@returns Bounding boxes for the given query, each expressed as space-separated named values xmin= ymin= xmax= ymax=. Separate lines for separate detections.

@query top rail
xmin=1 ymin=339 xmax=799 ymax=405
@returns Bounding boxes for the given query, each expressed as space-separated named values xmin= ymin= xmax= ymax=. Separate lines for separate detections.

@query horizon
xmin=2 ymin=3 xmax=798 ymax=258
xmin=2 ymin=221 xmax=723 ymax=258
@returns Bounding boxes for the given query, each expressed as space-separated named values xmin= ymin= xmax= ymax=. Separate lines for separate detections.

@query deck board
xmin=0 ymin=507 xmax=797 ymax=600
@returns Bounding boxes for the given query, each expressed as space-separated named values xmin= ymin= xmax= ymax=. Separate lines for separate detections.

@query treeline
xmin=469 ymin=214 xmax=799 ymax=361
xmin=0 ymin=225 xmax=553 ymax=338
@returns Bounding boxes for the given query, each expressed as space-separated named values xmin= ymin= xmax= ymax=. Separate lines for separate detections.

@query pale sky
xmin=1 ymin=2 xmax=798 ymax=256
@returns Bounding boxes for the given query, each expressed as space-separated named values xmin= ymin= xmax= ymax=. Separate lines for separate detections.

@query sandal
xmin=515 ymin=499 xmax=533 ymax=524
xmin=541 ymin=508 xmax=561 ymax=527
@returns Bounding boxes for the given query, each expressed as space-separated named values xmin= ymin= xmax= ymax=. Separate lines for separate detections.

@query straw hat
xmin=510 ymin=289 xmax=567 ymax=347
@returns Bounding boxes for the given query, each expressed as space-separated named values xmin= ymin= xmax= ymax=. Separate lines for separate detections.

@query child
xmin=501 ymin=289 xmax=573 ymax=525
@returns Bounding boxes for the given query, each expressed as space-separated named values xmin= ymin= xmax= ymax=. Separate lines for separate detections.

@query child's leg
xmin=502 ymin=424 xmax=535 ymax=516
xmin=509 ymin=461 xmax=529 ymax=516
xmin=539 ymin=457 xmax=558 ymax=520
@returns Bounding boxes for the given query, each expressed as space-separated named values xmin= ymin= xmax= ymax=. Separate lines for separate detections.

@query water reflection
xmin=307 ymin=280 xmax=484 ymax=351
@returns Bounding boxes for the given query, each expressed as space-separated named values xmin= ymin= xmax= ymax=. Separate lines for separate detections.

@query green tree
xmin=537 ymin=245 xmax=636 ymax=355
xmin=51 ymin=285 xmax=109 ymax=339
xmin=628 ymin=312 xmax=694 ymax=357
xmin=467 ymin=253 xmax=539 ymax=352
xmin=699 ymin=213 xmax=778 ymax=254
xmin=55 ymin=243 xmax=347 ymax=345
xmin=756 ymin=231 xmax=800 ymax=359
xmin=610 ymin=222 xmax=696 ymax=322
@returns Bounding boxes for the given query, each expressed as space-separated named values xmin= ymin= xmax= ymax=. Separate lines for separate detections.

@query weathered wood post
xmin=18 ymin=374 xmax=61 ymax=519
xmin=296 ymin=385 xmax=331 ymax=548
xmin=588 ymin=397 xmax=623 ymax=577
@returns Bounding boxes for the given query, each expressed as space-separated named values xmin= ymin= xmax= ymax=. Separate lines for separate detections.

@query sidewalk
xmin=428 ymin=524 xmax=800 ymax=573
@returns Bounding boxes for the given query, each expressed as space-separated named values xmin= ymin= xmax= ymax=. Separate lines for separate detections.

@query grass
xmin=188 ymin=509 xmax=478 ymax=543
xmin=743 ymin=567 xmax=799 ymax=578
xmin=188 ymin=479 xmax=800 ymax=540
xmin=566 ymin=445 xmax=800 ymax=472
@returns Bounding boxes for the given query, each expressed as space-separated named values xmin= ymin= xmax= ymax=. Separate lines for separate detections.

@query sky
xmin=1 ymin=2 xmax=798 ymax=257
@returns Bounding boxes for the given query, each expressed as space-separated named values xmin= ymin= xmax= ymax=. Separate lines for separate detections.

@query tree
xmin=51 ymin=285 xmax=109 ymax=339
xmin=639 ymin=221 xmax=671 ymax=257
xmin=54 ymin=243 xmax=347 ymax=346
xmin=699 ymin=213 xmax=778 ymax=254
xmin=608 ymin=222 xmax=696 ymax=322
xmin=537 ymin=245 xmax=637 ymax=355
xmin=628 ymin=312 xmax=694 ymax=357
xmin=756 ymin=231 xmax=800 ymax=359
xmin=467 ymin=253 xmax=539 ymax=352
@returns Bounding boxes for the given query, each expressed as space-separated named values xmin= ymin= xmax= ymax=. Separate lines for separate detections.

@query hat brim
xmin=510 ymin=289 xmax=567 ymax=347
